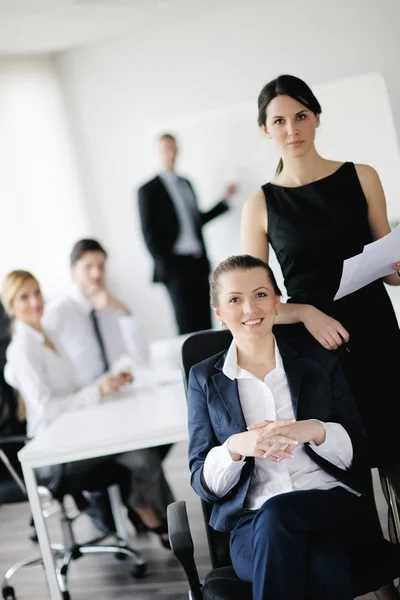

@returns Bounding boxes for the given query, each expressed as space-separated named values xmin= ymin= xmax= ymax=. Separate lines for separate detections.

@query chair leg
xmin=373 ymin=582 xmax=400 ymax=599
xmin=2 ymin=556 xmax=43 ymax=585
xmin=1 ymin=543 xmax=67 ymax=599
xmin=52 ymin=541 xmax=147 ymax=598
xmin=79 ymin=544 xmax=147 ymax=578
xmin=55 ymin=550 xmax=74 ymax=596
xmin=107 ymin=484 xmax=132 ymax=543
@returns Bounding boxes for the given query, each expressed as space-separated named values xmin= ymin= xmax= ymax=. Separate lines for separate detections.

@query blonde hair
xmin=0 ymin=270 xmax=38 ymax=316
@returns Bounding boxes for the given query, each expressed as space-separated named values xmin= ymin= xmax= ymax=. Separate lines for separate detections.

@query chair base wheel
xmin=62 ymin=592 xmax=70 ymax=600
xmin=29 ymin=530 xmax=38 ymax=543
xmin=2 ymin=586 xmax=16 ymax=600
xmin=131 ymin=563 xmax=147 ymax=578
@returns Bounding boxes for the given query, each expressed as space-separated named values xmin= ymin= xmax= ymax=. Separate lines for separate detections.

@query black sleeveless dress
xmin=263 ymin=161 xmax=400 ymax=467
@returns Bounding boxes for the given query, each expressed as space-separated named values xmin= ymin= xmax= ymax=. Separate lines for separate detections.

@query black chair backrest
xmin=181 ymin=328 xmax=234 ymax=569
xmin=0 ymin=436 xmax=27 ymax=504
xmin=0 ymin=477 xmax=27 ymax=504
xmin=181 ymin=328 xmax=233 ymax=393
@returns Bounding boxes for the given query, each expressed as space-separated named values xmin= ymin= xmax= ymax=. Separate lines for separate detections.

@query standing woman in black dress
xmin=241 ymin=74 xmax=400 ymax=473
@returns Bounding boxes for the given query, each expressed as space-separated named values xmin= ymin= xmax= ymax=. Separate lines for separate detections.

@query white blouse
xmin=4 ymin=320 xmax=101 ymax=438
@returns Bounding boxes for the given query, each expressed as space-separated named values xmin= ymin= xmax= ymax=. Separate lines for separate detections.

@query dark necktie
xmin=89 ymin=309 xmax=109 ymax=373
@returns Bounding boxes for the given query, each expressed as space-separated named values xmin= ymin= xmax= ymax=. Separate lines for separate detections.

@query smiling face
xmin=262 ymin=94 xmax=320 ymax=161
xmin=10 ymin=277 xmax=44 ymax=329
xmin=213 ymin=267 xmax=280 ymax=343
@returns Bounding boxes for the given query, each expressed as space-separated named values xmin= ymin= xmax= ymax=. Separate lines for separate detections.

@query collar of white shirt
xmin=69 ymin=288 xmax=94 ymax=316
xmin=222 ymin=337 xmax=286 ymax=381
xmin=14 ymin=319 xmax=46 ymax=343
xmin=159 ymin=170 xmax=179 ymax=184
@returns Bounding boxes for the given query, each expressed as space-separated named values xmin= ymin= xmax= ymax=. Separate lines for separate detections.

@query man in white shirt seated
xmin=43 ymin=239 xmax=171 ymax=534
xmin=44 ymin=238 xmax=149 ymax=384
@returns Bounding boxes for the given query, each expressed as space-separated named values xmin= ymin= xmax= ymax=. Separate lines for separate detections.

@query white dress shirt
xmin=4 ymin=320 xmax=101 ymax=438
xmin=43 ymin=289 xmax=149 ymax=386
xmin=159 ymin=171 xmax=203 ymax=256
xmin=203 ymin=339 xmax=357 ymax=510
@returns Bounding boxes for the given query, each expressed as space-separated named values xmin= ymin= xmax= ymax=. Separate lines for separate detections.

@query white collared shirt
xmin=4 ymin=320 xmax=101 ymax=437
xmin=203 ymin=339 xmax=357 ymax=510
xmin=43 ymin=289 xmax=149 ymax=386
xmin=159 ymin=171 xmax=203 ymax=256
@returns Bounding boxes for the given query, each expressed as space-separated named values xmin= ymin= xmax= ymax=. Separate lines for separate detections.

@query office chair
xmin=0 ymin=435 xmax=146 ymax=600
xmin=168 ymin=327 xmax=400 ymax=600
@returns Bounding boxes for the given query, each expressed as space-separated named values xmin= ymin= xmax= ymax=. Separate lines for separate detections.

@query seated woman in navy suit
xmin=188 ymin=254 xmax=379 ymax=600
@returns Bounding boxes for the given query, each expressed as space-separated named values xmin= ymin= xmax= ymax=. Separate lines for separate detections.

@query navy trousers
xmin=229 ymin=487 xmax=372 ymax=600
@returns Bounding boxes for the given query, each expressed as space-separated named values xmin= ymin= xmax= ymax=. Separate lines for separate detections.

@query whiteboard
xmin=144 ymin=72 xmax=400 ymax=300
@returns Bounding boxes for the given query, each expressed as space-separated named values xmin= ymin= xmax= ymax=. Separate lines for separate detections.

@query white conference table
xmin=18 ymin=334 xmax=190 ymax=600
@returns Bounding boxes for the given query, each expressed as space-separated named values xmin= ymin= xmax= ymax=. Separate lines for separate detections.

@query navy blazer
xmin=188 ymin=330 xmax=370 ymax=533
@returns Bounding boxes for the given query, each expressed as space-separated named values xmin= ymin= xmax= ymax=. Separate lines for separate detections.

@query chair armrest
xmin=0 ymin=435 xmax=28 ymax=446
xmin=167 ymin=500 xmax=203 ymax=600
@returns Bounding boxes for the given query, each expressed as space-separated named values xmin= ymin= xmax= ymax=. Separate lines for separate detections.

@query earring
xmin=276 ymin=311 xmax=279 ymax=316
xmin=219 ymin=321 xmax=226 ymax=326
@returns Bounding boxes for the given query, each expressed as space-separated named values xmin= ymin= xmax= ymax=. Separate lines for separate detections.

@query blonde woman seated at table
xmin=188 ymin=255 xmax=380 ymax=600
xmin=1 ymin=270 xmax=173 ymax=548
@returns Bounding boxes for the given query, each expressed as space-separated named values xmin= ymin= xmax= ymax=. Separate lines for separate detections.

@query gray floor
xmin=0 ymin=441 xmax=394 ymax=599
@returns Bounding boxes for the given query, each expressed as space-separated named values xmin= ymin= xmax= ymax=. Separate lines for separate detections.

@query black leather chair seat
xmin=203 ymin=566 xmax=251 ymax=600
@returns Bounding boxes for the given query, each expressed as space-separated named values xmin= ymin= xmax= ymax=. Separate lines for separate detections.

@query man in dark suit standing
xmin=137 ymin=133 xmax=237 ymax=334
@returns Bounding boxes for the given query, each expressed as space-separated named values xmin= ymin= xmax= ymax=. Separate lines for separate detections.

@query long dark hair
xmin=257 ymin=74 xmax=322 ymax=175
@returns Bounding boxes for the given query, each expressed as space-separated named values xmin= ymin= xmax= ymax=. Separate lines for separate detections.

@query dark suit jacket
xmin=137 ymin=175 xmax=229 ymax=283
xmin=188 ymin=329 xmax=370 ymax=533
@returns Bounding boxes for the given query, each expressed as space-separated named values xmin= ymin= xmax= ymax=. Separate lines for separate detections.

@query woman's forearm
xmin=276 ymin=302 xmax=310 ymax=325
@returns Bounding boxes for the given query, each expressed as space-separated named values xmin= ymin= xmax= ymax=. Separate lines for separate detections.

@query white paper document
xmin=111 ymin=354 xmax=182 ymax=390
xmin=334 ymin=225 xmax=400 ymax=301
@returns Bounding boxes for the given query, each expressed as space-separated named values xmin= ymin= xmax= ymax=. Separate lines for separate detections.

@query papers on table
xmin=334 ymin=225 xmax=400 ymax=301
xmin=111 ymin=354 xmax=182 ymax=390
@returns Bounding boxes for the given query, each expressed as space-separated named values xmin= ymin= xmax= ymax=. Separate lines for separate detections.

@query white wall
xmin=55 ymin=0 xmax=400 ymax=339
xmin=0 ymin=57 xmax=92 ymax=297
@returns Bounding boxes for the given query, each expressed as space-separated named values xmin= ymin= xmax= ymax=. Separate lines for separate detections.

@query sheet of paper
xmin=111 ymin=354 xmax=182 ymax=390
xmin=334 ymin=225 xmax=400 ymax=301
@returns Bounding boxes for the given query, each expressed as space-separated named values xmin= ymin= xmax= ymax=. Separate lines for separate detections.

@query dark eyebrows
xmin=272 ymin=109 xmax=309 ymax=120
xmin=226 ymin=286 xmax=269 ymax=296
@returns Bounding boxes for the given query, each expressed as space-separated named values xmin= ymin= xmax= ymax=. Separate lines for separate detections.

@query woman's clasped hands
xmin=227 ymin=419 xmax=326 ymax=463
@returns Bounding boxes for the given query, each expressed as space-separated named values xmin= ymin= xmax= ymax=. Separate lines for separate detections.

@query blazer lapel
xmin=211 ymin=370 xmax=247 ymax=434
xmin=276 ymin=336 xmax=303 ymax=418
xmin=155 ymin=176 xmax=176 ymax=212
